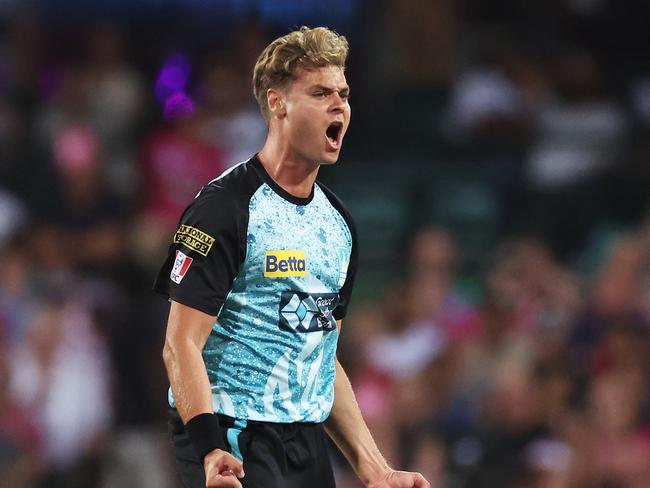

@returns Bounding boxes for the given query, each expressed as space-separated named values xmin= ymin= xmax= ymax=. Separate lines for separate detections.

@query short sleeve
xmin=333 ymin=219 xmax=358 ymax=320
xmin=153 ymin=186 xmax=246 ymax=316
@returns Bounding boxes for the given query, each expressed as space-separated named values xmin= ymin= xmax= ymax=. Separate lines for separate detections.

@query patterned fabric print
xmin=203 ymin=183 xmax=352 ymax=423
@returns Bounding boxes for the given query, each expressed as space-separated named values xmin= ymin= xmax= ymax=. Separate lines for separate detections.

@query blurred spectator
xmin=629 ymin=75 xmax=650 ymax=127
xmin=371 ymin=0 xmax=456 ymax=89
xmin=0 ymin=342 xmax=44 ymax=487
xmin=194 ymin=53 xmax=267 ymax=165
xmin=363 ymin=0 xmax=457 ymax=148
xmin=0 ymin=188 xmax=26 ymax=246
xmin=0 ymin=15 xmax=42 ymax=190
xmin=526 ymin=49 xmax=627 ymax=189
xmin=463 ymin=369 xmax=570 ymax=488
xmin=570 ymin=235 xmax=649 ymax=392
xmin=135 ymin=104 xmax=229 ymax=266
xmin=404 ymin=227 xmax=474 ymax=338
xmin=82 ymin=24 xmax=146 ymax=197
xmin=521 ymin=49 xmax=629 ymax=257
xmin=33 ymin=124 xmax=125 ymax=276
xmin=35 ymin=63 xmax=92 ymax=153
xmin=568 ymin=370 xmax=650 ymax=487
xmin=83 ymin=25 xmax=144 ymax=144
xmin=0 ymin=236 xmax=35 ymax=345
xmin=365 ymin=228 xmax=468 ymax=391
xmin=9 ymin=297 xmax=112 ymax=485
xmin=448 ymin=35 xmax=547 ymax=140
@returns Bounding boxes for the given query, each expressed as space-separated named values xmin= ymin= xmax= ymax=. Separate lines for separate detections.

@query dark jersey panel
xmin=154 ymin=161 xmax=263 ymax=316
xmin=316 ymin=181 xmax=359 ymax=320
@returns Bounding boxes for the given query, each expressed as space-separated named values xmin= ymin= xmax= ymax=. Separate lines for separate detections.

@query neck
xmin=257 ymin=132 xmax=319 ymax=199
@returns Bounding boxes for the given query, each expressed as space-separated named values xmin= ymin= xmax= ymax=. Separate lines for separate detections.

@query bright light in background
xmin=154 ymin=52 xmax=194 ymax=119
xmin=163 ymin=91 xmax=195 ymax=121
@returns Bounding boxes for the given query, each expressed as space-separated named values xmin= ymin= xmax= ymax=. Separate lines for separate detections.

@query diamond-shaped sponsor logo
xmin=279 ymin=292 xmax=339 ymax=333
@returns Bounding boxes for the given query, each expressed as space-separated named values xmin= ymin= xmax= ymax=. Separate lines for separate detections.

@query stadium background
xmin=0 ymin=1 xmax=649 ymax=486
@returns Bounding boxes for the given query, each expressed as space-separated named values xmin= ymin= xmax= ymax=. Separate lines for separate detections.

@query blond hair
xmin=253 ymin=26 xmax=349 ymax=121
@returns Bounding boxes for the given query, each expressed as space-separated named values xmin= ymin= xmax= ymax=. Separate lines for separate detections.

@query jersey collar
xmin=250 ymin=154 xmax=315 ymax=206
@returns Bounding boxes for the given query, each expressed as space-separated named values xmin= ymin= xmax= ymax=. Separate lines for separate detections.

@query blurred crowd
xmin=336 ymin=224 xmax=650 ymax=487
xmin=0 ymin=1 xmax=648 ymax=487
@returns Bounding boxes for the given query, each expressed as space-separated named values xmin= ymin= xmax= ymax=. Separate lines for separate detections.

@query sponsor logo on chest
xmin=279 ymin=291 xmax=339 ymax=332
xmin=264 ymin=250 xmax=306 ymax=278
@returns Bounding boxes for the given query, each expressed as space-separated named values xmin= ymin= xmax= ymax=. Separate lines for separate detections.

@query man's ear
xmin=267 ymin=88 xmax=286 ymax=119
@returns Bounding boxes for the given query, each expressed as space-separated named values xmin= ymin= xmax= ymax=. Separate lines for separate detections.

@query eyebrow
xmin=311 ymin=84 xmax=350 ymax=95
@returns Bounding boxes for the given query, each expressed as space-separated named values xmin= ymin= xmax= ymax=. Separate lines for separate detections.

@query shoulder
xmin=191 ymin=159 xmax=264 ymax=212
xmin=316 ymin=181 xmax=357 ymax=237
xmin=177 ymin=159 xmax=264 ymax=236
xmin=203 ymin=159 xmax=263 ymax=200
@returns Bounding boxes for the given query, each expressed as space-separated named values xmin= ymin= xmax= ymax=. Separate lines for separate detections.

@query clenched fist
xmin=367 ymin=469 xmax=431 ymax=488
xmin=204 ymin=449 xmax=245 ymax=488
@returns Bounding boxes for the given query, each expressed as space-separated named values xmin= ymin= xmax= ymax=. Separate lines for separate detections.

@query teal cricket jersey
xmin=154 ymin=155 xmax=358 ymax=423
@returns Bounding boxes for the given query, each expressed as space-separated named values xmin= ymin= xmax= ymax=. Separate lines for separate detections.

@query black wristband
xmin=185 ymin=413 xmax=227 ymax=463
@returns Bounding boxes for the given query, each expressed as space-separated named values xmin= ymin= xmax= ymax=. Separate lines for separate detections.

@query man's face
xmin=278 ymin=65 xmax=351 ymax=165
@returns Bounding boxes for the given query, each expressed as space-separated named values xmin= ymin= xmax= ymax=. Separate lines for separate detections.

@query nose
xmin=329 ymin=93 xmax=346 ymax=114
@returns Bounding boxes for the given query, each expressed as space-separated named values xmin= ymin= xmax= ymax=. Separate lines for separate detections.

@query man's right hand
xmin=204 ymin=449 xmax=245 ymax=488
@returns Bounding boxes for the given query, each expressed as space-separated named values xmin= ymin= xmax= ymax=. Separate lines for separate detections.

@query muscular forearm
xmin=325 ymin=360 xmax=391 ymax=485
xmin=163 ymin=338 xmax=214 ymax=423
xmin=162 ymin=301 xmax=215 ymax=424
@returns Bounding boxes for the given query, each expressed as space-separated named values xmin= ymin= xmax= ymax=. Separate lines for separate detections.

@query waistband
xmin=216 ymin=413 xmax=322 ymax=432
xmin=169 ymin=407 xmax=322 ymax=431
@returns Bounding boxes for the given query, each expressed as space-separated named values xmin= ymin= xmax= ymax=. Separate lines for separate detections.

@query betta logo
xmin=264 ymin=250 xmax=306 ymax=278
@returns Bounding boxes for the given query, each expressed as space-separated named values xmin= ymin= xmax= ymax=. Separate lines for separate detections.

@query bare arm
xmin=325 ymin=321 xmax=430 ymax=488
xmin=325 ymin=357 xmax=392 ymax=484
xmin=162 ymin=300 xmax=244 ymax=487
xmin=162 ymin=300 xmax=216 ymax=422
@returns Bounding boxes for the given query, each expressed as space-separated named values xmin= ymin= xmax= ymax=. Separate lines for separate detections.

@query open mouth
xmin=325 ymin=121 xmax=343 ymax=148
